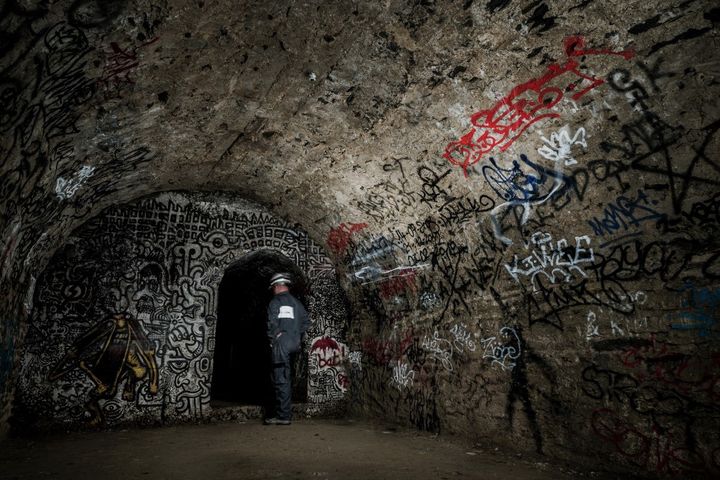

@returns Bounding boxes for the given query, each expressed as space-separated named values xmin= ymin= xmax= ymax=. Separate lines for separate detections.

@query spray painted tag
xmin=278 ymin=306 xmax=295 ymax=319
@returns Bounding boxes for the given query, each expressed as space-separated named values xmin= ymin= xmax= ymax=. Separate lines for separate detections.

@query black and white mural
xmin=13 ymin=191 xmax=349 ymax=429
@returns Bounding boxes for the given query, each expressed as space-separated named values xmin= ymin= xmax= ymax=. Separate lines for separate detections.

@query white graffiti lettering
xmin=585 ymin=311 xmax=600 ymax=341
xmin=480 ymin=326 xmax=521 ymax=372
xmin=538 ymin=126 xmax=587 ymax=166
xmin=450 ymin=323 xmax=476 ymax=353
xmin=421 ymin=331 xmax=454 ymax=372
xmin=55 ymin=165 xmax=96 ymax=200
xmin=505 ymin=231 xmax=595 ymax=291
xmin=390 ymin=360 xmax=415 ymax=390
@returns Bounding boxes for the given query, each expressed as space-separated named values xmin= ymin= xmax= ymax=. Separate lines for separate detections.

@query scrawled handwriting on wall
xmin=480 ymin=326 xmax=521 ymax=371
xmin=505 ymin=231 xmax=595 ymax=291
xmin=390 ymin=360 xmax=415 ymax=390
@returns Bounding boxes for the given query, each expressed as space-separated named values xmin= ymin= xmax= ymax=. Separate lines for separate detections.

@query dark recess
xmin=210 ymin=250 xmax=309 ymax=408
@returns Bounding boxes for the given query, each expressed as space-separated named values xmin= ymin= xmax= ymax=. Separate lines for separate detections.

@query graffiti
xmin=505 ymin=231 xmax=595 ymax=291
xmin=310 ymin=336 xmax=348 ymax=369
xmin=591 ymin=408 xmax=709 ymax=474
xmin=443 ymin=35 xmax=633 ymax=175
xmin=581 ymin=365 xmax=638 ymax=403
xmin=15 ymin=193 xmax=348 ymax=428
xmin=421 ymin=331 xmax=455 ymax=372
xmin=616 ymin=342 xmax=720 ymax=402
xmin=670 ymin=284 xmax=720 ymax=337
xmin=349 ymin=235 xmax=406 ymax=277
xmin=526 ymin=272 xmax=633 ymax=330
xmin=167 ymin=323 xmax=204 ymax=361
xmin=480 ymin=326 xmax=521 ymax=371
xmin=48 ymin=312 xmax=158 ymax=425
xmin=684 ymin=193 xmax=720 ymax=227
xmin=477 ymin=154 xmax=580 ymax=245
xmin=588 ymin=189 xmax=665 ymax=242
xmin=390 ymin=360 xmax=415 ymax=390
xmin=352 ymin=263 xmax=429 ymax=286
xmin=354 ymin=160 xmax=418 ymax=222
xmin=537 ymin=126 xmax=587 ymax=166
xmin=583 ymin=301 xmax=650 ymax=341
xmin=480 ymin=155 xmax=569 ymax=206
xmin=417 ymin=165 xmax=455 ymax=208
xmin=362 ymin=329 xmax=414 ymax=366
xmin=449 ymin=323 xmax=476 ymax=353
xmin=595 ymin=238 xmax=695 ymax=283
xmin=309 ymin=336 xmax=349 ymax=399
xmin=585 ymin=311 xmax=600 ymax=341
xmin=327 ymin=222 xmax=369 ymax=256
xmin=55 ymin=165 xmax=96 ymax=200
xmin=582 ymin=327 xmax=720 ymax=475
xmin=348 ymin=351 xmax=362 ymax=371
xmin=97 ymin=37 xmax=159 ymax=99
xmin=377 ymin=268 xmax=419 ymax=299
xmin=1 ymin=21 xmax=96 ymax=223
xmin=602 ymin=63 xmax=720 ymax=214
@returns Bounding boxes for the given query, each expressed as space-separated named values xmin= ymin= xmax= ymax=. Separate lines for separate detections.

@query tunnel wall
xmin=0 ymin=0 xmax=718 ymax=478
xmin=12 ymin=192 xmax=349 ymax=430
xmin=332 ymin=12 xmax=720 ymax=480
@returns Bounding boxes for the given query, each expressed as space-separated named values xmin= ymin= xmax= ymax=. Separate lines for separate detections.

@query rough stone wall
xmin=12 ymin=191 xmax=349 ymax=430
xmin=0 ymin=0 xmax=718 ymax=477
xmin=334 ymin=5 xmax=720 ymax=477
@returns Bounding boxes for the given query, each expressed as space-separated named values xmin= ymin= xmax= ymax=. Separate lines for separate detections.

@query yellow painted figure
xmin=49 ymin=313 xmax=159 ymax=425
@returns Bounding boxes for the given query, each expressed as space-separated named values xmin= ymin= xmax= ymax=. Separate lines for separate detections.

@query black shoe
xmin=263 ymin=417 xmax=291 ymax=425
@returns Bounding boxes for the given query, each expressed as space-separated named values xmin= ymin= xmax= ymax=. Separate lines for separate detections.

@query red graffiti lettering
xmin=443 ymin=36 xmax=634 ymax=176
xmin=361 ymin=330 xmax=414 ymax=365
xmin=378 ymin=269 xmax=418 ymax=299
xmin=311 ymin=336 xmax=346 ymax=369
xmin=618 ymin=340 xmax=720 ymax=401
xmin=327 ymin=222 xmax=369 ymax=255
xmin=337 ymin=372 xmax=349 ymax=390
xmin=564 ymin=35 xmax=635 ymax=60
xmin=591 ymin=409 xmax=706 ymax=474
xmin=98 ymin=38 xmax=159 ymax=98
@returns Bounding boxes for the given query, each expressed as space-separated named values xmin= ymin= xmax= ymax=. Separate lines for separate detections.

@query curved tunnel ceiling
xmin=6 ymin=0 xmax=715 ymax=260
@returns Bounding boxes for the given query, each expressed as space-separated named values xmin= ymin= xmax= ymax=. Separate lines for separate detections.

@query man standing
xmin=265 ymin=272 xmax=309 ymax=425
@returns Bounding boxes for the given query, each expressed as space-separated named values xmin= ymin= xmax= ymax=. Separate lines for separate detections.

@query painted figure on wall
xmin=49 ymin=312 xmax=159 ymax=425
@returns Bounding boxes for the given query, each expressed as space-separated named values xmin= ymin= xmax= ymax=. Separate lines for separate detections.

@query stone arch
xmin=12 ymin=191 xmax=350 ymax=431
xmin=211 ymin=248 xmax=310 ymax=408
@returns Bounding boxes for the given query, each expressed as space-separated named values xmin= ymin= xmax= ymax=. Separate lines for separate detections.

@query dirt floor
xmin=0 ymin=419 xmax=624 ymax=480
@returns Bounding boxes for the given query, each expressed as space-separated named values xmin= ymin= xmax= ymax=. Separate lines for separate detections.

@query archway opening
xmin=210 ymin=249 xmax=309 ymax=408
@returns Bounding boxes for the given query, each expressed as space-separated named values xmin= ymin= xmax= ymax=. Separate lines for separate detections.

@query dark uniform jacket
xmin=267 ymin=292 xmax=310 ymax=364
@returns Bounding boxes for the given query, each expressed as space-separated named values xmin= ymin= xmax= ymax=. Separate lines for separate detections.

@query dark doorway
xmin=211 ymin=250 xmax=309 ymax=408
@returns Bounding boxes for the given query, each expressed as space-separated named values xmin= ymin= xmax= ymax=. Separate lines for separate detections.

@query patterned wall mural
xmin=13 ymin=191 xmax=349 ymax=429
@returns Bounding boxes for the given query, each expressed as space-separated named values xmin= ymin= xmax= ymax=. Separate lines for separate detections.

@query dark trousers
xmin=270 ymin=335 xmax=298 ymax=420
xmin=271 ymin=360 xmax=292 ymax=420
